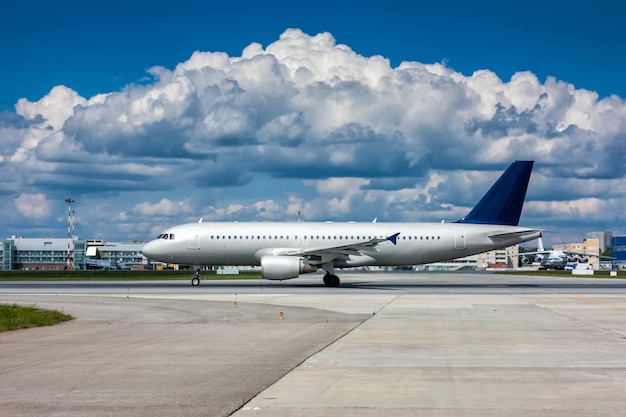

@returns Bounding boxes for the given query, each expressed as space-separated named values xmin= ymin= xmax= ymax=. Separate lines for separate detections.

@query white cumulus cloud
xmin=14 ymin=193 xmax=52 ymax=219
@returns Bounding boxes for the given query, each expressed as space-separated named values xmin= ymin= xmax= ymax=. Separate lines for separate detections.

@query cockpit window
xmin=156 ymin=233 xmax=175 ymax=240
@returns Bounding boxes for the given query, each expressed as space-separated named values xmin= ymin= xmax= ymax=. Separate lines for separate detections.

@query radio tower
xmin=65 ymin=198 xmax=75 ymax=270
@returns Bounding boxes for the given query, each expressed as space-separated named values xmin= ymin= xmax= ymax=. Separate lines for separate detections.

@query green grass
xmin=0 ymin=304 xmax=73 ymax=332
xmin=2 ymin=269 xmax=623 ymax=281
xmin=0 ymin=269 xmax=263 ymax=281
xmin=495 ymin=269 xmax=626 ymax=278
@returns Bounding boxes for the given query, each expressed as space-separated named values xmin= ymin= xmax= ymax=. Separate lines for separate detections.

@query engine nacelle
xmin=534 ymin=254 xmax=544 ymax=263
xmin=261 ymin=256 xmax=318 ymax=280
xmin=521 ymin=255 xmax=530 ymax=264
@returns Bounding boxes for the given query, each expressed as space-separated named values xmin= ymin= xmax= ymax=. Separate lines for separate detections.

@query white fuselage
xmin=142 ymin=221 xmax=541 ymax=269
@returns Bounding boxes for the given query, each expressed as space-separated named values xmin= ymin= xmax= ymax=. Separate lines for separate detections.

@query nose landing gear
xmin=191 ymin=268 xmax=201 ymax=286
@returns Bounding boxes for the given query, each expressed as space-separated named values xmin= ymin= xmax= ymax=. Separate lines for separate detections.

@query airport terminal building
xmin=2 ymin=237 xmax=148 ymax=270
xmin=612 ymin=236 xmax=626 ymax=269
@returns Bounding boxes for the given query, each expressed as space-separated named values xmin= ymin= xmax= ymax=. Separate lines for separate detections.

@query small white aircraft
xmin=520 ymin=237 xmax=612 ymax=270
xmin=143 ymin=161 xmax=542 ymax=286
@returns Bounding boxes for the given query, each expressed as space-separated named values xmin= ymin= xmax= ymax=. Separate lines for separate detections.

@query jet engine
xmin=261 ymin=255 xmax=318 ymax=280
xmin=521 ymin=255 xmax=530 ymax=264
xmin=534 ymin=254 xmax=543 ymax=263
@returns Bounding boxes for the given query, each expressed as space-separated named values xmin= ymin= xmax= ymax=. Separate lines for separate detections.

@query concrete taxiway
xmin=1 ymin=272 xmax=626 ymax=416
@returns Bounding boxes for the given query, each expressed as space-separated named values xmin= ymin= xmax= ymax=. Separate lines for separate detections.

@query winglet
xmin=456 ymin=161 xmax=533 ymax=226
xmin=387 ymin=232 xmax=400 ymax=245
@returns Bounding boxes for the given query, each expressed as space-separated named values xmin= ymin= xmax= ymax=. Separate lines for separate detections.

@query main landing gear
xmin=321 ymin=262 xmax=340 ymax=287
xmin=323 ymin=273 xmax=340 ymax=287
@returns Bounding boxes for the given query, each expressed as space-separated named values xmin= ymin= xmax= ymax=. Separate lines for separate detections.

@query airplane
xmin=142 ymin=160 xmax=543 ymax=287
xmin=520 ymin=237 xmax=612 ymax=270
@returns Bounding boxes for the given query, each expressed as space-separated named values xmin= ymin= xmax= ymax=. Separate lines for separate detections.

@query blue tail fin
xmin=456 ymin=161 xmax=534 ymax=226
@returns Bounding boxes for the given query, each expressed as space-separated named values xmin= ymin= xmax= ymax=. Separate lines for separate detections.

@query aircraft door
xmin=454 ymin=227 xmax=466 ymax=250
xmin=187 ymin=229 xmax=200 ymax=250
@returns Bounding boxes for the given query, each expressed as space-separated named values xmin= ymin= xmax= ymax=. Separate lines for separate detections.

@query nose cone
xmin=142 ymin=240 xmax=161 ymax=261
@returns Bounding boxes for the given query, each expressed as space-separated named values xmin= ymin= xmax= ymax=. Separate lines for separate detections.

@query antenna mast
xmin=65 ymin=198 xmax=75 ymax=270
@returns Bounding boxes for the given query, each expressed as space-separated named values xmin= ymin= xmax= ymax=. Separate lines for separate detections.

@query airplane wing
xmin=513 ymin=250 xmax=548 ymax=256
xmin=273 ymin=233 xmax=401 ymax=260
xmin=513 ymin=249 xmax=614 ymax=259
xmin=562 ymin=251 xmax=615 ymax=260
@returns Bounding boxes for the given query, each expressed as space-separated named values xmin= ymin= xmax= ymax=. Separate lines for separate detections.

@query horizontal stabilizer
xmin=488 ymin=228 xmax=543 ymax=240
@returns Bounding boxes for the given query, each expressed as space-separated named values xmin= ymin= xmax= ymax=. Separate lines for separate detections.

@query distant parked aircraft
xmin=521 ymin=237 xmax=613 ymax=270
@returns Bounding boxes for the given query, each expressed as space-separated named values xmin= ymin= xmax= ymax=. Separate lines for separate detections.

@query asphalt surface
xmin=1 ymin=272 xmax=626 ymax=416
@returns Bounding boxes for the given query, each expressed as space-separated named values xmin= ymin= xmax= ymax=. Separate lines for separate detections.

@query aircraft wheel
xmin=191 ymin=277 xmax=200 ymax=286
xmin=323 ymin=274 xmax=340 ymax=287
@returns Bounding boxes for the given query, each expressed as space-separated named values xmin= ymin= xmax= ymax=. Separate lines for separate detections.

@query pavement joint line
xmin=574 ymin=294 xmax=626 ymax=310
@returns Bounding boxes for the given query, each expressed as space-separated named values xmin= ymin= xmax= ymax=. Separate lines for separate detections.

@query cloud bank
xmin=2 ymin=29 xmax=625 ymax=244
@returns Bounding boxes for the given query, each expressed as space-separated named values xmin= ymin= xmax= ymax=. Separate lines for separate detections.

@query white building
xmin=2 ymin=236 xmax=148 ymax=270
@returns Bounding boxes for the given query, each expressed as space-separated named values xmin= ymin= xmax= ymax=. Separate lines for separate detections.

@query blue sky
xmin=3 ymin=0 xmax=625 ymax=110
xmin=1 ymin=0 xmax=625 ymax=247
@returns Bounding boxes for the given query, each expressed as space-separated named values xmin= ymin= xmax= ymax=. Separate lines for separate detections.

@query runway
xmin=1 ymin=272 xmax=626 ymax=416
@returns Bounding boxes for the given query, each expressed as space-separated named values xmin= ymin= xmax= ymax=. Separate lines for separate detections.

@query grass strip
xmin=0 ymin=270 xmax=263 ymax=281
xmin=0 ymin=304 xmax=73 ymax=332
xmin=494 ymin=270 xmax=626 ymax=278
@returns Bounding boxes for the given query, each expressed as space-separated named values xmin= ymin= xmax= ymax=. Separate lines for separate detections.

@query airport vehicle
xmin=142 ymin=161 xmax=542 ymax=286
